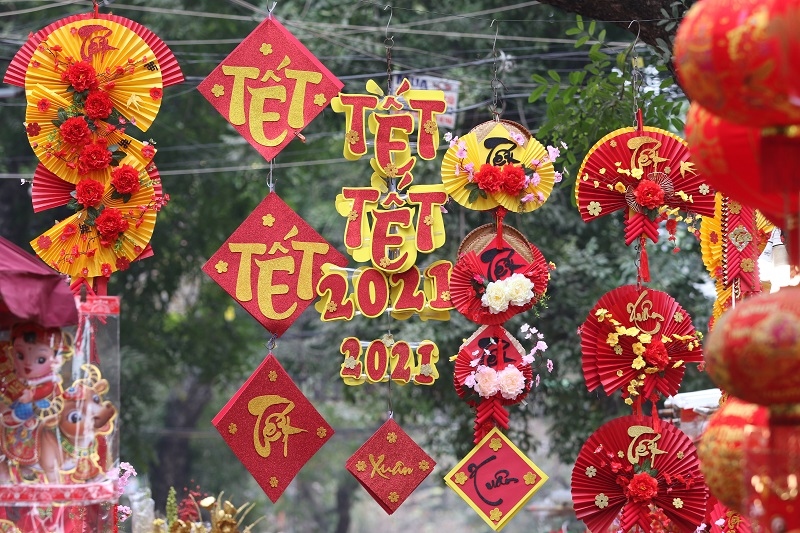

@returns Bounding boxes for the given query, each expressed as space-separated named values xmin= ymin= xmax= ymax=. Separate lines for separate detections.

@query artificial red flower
xmin=60 ymin=117 xmax=92 ymax=146
xmin=501 ymin=164 xmax=526 ymax=196
xmin=141 ymin=144 xmax=155 ymax=159
xmin=115 ymin=256 xmax=131 ymax=271
xmin=665 ymin=218 xmax=677 ymax=235
xmin=75 ymin=178 xmax=105 ymax=207
xmin=474 ymin=164 xmax=504 ymax=194
xmin=149 ymin=87 xmax=163 ymax=100
xmin=61 ymin=223 xmax=77 ymax=241
xmin=644 ymin=338 xmax=670 ymax=371
xmin=84 ymin=90 xmax=114 ymax=120
xmin=26 ymin=122 xmax=41 ymax=137
xmin=626 ymin=472 xmax=659 ymax=503
xmin=110 ymin=164 xmax=140 ymax=195
xmin=62 ymin=61 xmax=98 ymax=92
xmin=634 ymin=180 xmax=665 ymax=210
xmin=37 ymin=235 xmax=52 ymax=250
xmin=37 ymin=98 xmax=50 ymax=112
xmin=94 ymin=208 xmax=129 ymax=246
xmin=100 ymin=263 xmax=113 ymax=277
xmin=78 ymin=140 xmax=112 ymax=175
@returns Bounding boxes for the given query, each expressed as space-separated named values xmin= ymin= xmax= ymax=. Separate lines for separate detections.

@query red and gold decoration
xmin=202 ymin=192 xmax=347 ymax=338
xmin=212 ymin=354 xmax=334 ymax=503
xmin=441 ymin=120 xmax=555 ymax=213
xmin=571 ymin=415 xmax=707 ymax=533
xmin=198 ymin=16 xmax=344 ymax=162
xmin=708 ymin=499 xmax=752 ymax=533
xmin=579 ymin=285 xmax=703 ymax=409
xmin=345 ymin=418 xmax=435 ymax=514
xmin=444 ymin=427 xmax=548 ymax=531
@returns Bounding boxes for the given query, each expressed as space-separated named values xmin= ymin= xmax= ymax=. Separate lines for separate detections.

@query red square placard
xmin=346 ymin=418 xmax=435 ymax=514
xmin=444 ymin=427 xmax=548 ymax=531
xmin=212 ymin=353 xmax=334 ymax=503
xmin=202 ymin=192 xmax=348 ymax=337
xmin=197 ymin=16 xmax=343 ymax=161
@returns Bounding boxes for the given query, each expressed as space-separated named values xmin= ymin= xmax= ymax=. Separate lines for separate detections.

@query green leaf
xmin=531 ymin=74 xmax=548 ymax=85
xmin=597 ymin=29 xmax=606 ymax=42
xmin=547 ymin=70 xmax=561 ymax=83
xmin=575 ymin=35 xmax=590 ymax=48
xmin=616 ymin=52 xmax=627 ymax=69
xmin=671 ymin=117 xmax=685 ymax=131
xmin=589 ymin=50 xmax=609 ymax=62
xmin=588 ymin=20 xmax=596 ymax=36
xmin=528 ymin=85 xmax=548 ymax=103
xmin=576 ymin=14 xmax=584 ymax=30
xmin=545 ymin=85 xmax=560 ymax=104
xmin=467 ymin=188 xmax=479 ymax=204
xmin=67 ymin=198 xmax=80 ymax=212
xmin=565 ymin=27 xmax=581 ymax=36
xmin=57 ymin=108 xmax=68 ymax=123
xmin=659 ymin=77 xmax=674 ymax=89
xmin=562 ymin=86 xmax=578 ymax=104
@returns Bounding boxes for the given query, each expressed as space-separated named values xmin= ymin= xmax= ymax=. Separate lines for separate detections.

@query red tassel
xmin=639 ymin=235 xmax=650 ymax=283
xmin=494 ymin=207 xmax=507 ymax=249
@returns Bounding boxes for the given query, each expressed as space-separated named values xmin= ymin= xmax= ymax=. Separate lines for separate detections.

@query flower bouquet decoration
xmin=450 ymin=224 xmax=550 ymax=325
xmin=441 ymin=120 xmax=559 ymax=213
xmin=579 ymin=285 xmax=704 ymax=410
xmin=571 ymin=415 xmax=708 ymax=533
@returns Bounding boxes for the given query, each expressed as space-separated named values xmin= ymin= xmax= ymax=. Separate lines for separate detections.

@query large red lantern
xmin=704 ymin=286 xmax=800 ymax=405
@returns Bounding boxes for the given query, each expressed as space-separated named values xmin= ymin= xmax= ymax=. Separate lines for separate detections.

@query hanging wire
xmin=628 ymin=20 xmax=643 ymax=128
xmin=489 ymin=19 xmax=506 ymax=120
xmin=267 ymin=160 xmax=275 ymax=192
xmin=384 ymin=4 xmax=394 ymax=94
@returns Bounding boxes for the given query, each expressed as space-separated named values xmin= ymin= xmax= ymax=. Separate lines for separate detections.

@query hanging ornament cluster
xmin=4 ymin=10 xmax=183 ymax=286
xmin=199 ymin=12 xmax=346 ymax=503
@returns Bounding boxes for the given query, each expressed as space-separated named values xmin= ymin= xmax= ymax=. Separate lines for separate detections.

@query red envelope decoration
xmin=202 ymin=192 xmax=348 ymax=337
xmin=571 ymin=415 xmax=707 ymax=533
xmin=212 ymin=353 xmax=334 ymax=503
xmin=345 ymin=418 xmax=435 ymax=515
xmin=445 ymin=427 xmax=548 ymax=531
xmin=197 ymin=16 xmax=343 ymax=161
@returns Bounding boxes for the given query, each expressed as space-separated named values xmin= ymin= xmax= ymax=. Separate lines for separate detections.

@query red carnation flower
xmin=626 ymin=472 xmax=659 ymax=503
xmin=500 ymin=164 xmax=526 ymax=196
xmin=78 ymin=140 xmax=112 ymax=175
xmin=37 ymin=235 xmax=52 ymax=250
xmin=61 ymin=223 xmax=77 ymax=241
xmin=60 ymin=117 xmax=92 ymax=146
xmin=474 ymin=164 xmax=504 ymax=194
xmin=75 ymin=178 xmax=105 ymax=207
xmin=644 ymin=338 xmax=670 ymax=371
xmin=62 ymin=61 xmax=98 ymax=92
xmin=149 ymin=87 xmax=163 ymax=100
xmin=37 ymin=99 xmax=50 ymax=112
xmin=26 ymin=122 xmax=41 ymax=137
xmin=634 ymin=180 xmax=665 ymax=210
xmin=141 ymin=144 xmax=155 ymax=159
xmin=84 ymin=90 xmax=114 ymax=120
xmin=115 ymin=256 xmax=131 ymax=271
xmin=110 ymin=165 xmax=141 ymax=196
xmin=94 ymin=208 xmax=129 ymax=247
xmin=100 ymin=263 xmax=113 ymax=277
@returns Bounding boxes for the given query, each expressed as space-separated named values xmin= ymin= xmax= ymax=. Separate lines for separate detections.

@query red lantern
xmin=704 ymin=286 xmax=800 ymax=405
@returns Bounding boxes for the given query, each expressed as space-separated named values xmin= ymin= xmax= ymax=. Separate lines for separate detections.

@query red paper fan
xmin=450 ymin=224 xmax=549 ymax=325
xmin=31 ymin=164 xmax=74 ymax=212
xmin=575 ymin=126 xmax=716 ymax=245
xmin=708 ymin=500 xmax=751 ymax=533
xmin=572 ymin=415 xmax=708 ymax=533
xmin=580 ymin=285 xmax=703 ymax=402
xmin=4 ymin=12 xmax=182 ymax=88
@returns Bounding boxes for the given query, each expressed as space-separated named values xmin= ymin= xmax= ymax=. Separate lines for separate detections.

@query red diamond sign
xmin=197 ymin=16 xmax=343 ymax=161
xmin=212 ymin=353 xmax=334 ymax=502
xmin=202 ymin=192 xmax=348 ymax=337
xmin=444 ymin=427 xmax=548 ymax=531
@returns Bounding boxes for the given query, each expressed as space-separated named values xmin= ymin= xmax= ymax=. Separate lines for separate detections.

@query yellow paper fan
xmin=495 ymin=134 xmax=554 ymax=213
xmin=755 ymin=211 xmax=776 ymax=253
xmin=712 ymin=280 xmax=732 ymax=321
xmin=26 ymin=84 xmax=154 ymax=184
xmin=30 ymin=172 xmax=158 ymax=278
xmin=25 ymin=19 xmax=162 ymax=131
xmin=441 ymin=130 xmax=499 ymax=211
xmin=699 ymin=193 xmax=723 ymax=278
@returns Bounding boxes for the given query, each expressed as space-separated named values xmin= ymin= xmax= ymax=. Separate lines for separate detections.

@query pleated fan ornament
xmin=571 ymin=415 xmax=708 ymax=533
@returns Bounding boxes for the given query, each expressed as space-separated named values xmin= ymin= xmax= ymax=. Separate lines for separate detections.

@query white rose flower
xmin=504 ymin=273 xmax=534 ymax=307
xmin=481 ymin=281 xmax=510 ymax=314
xmin=497 ymin=365 xmax=526 ymax=399
xmin=472 ymin=366 xmax=500 ymax=398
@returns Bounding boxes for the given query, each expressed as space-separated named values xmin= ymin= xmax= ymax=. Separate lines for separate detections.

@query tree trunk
xmin=149 ymin=373 xmax=212 ymax=510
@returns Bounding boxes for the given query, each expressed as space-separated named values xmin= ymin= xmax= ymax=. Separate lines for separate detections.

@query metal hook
xmin=627 ymin=19 xmax=641 ymax=48
xmin=384 ymin=4 xmax=393 ymax=40
xmin=489 ymin=20 xmax=503 ymax=121
xmin=268 ymin=160 xmax=275 ymax=193
xmin=268 ymin=2 xmax=277 ymax=18
xmin=267 ymin=333 xmax=277 ymax=352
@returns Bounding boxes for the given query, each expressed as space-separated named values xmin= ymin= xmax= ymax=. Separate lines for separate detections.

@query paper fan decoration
xmin=450 ymin=223 xmax=549 ymax=325
xmin=25 ymin=84 xmax=154 ymax=185
xmin=22 ymin=19 xmax=164 ymax=131
xmin=30 ymin=164 xmax=163 ymax=278
xmin=571 ymin=415 xmax=708 ymax=533
xmin=4 ymin=12 xmax=182 ymax=89
xmin=575 ymin=126 xmax=715 ymax=245
xmin=708 ymin=500 xmax=751 ymax=533
xmin=580 ymin=285 xmax=703 ymax=404
xmin=441 ymin=120 xmax=555 ymax=212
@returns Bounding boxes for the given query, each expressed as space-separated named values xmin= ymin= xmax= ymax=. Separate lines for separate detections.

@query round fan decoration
xmin=450 ymin=223 xmax=549 ymax=325
xmin=708 ymin=500 xmax=751 ymax=533
xmin=571 ymin=415 xmax=708 ymax=533
xmin=441 ymin=120 xmax=555 ymax=212
xmin=575 ymin=125 xmax=715 ymax=245
xmin=579 ymin=285 xmax=703 ymax=405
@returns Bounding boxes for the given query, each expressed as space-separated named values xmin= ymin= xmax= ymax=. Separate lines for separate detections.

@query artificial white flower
xmin=481 ymin=281 xmax=510 ymax=313
xmin=504 ymin=273 xmax=535 ymax=307
xmin=472 ymin=365 xmax=500 ymax=398
xmin=497 ymin=365 xmax=526 ymax=399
